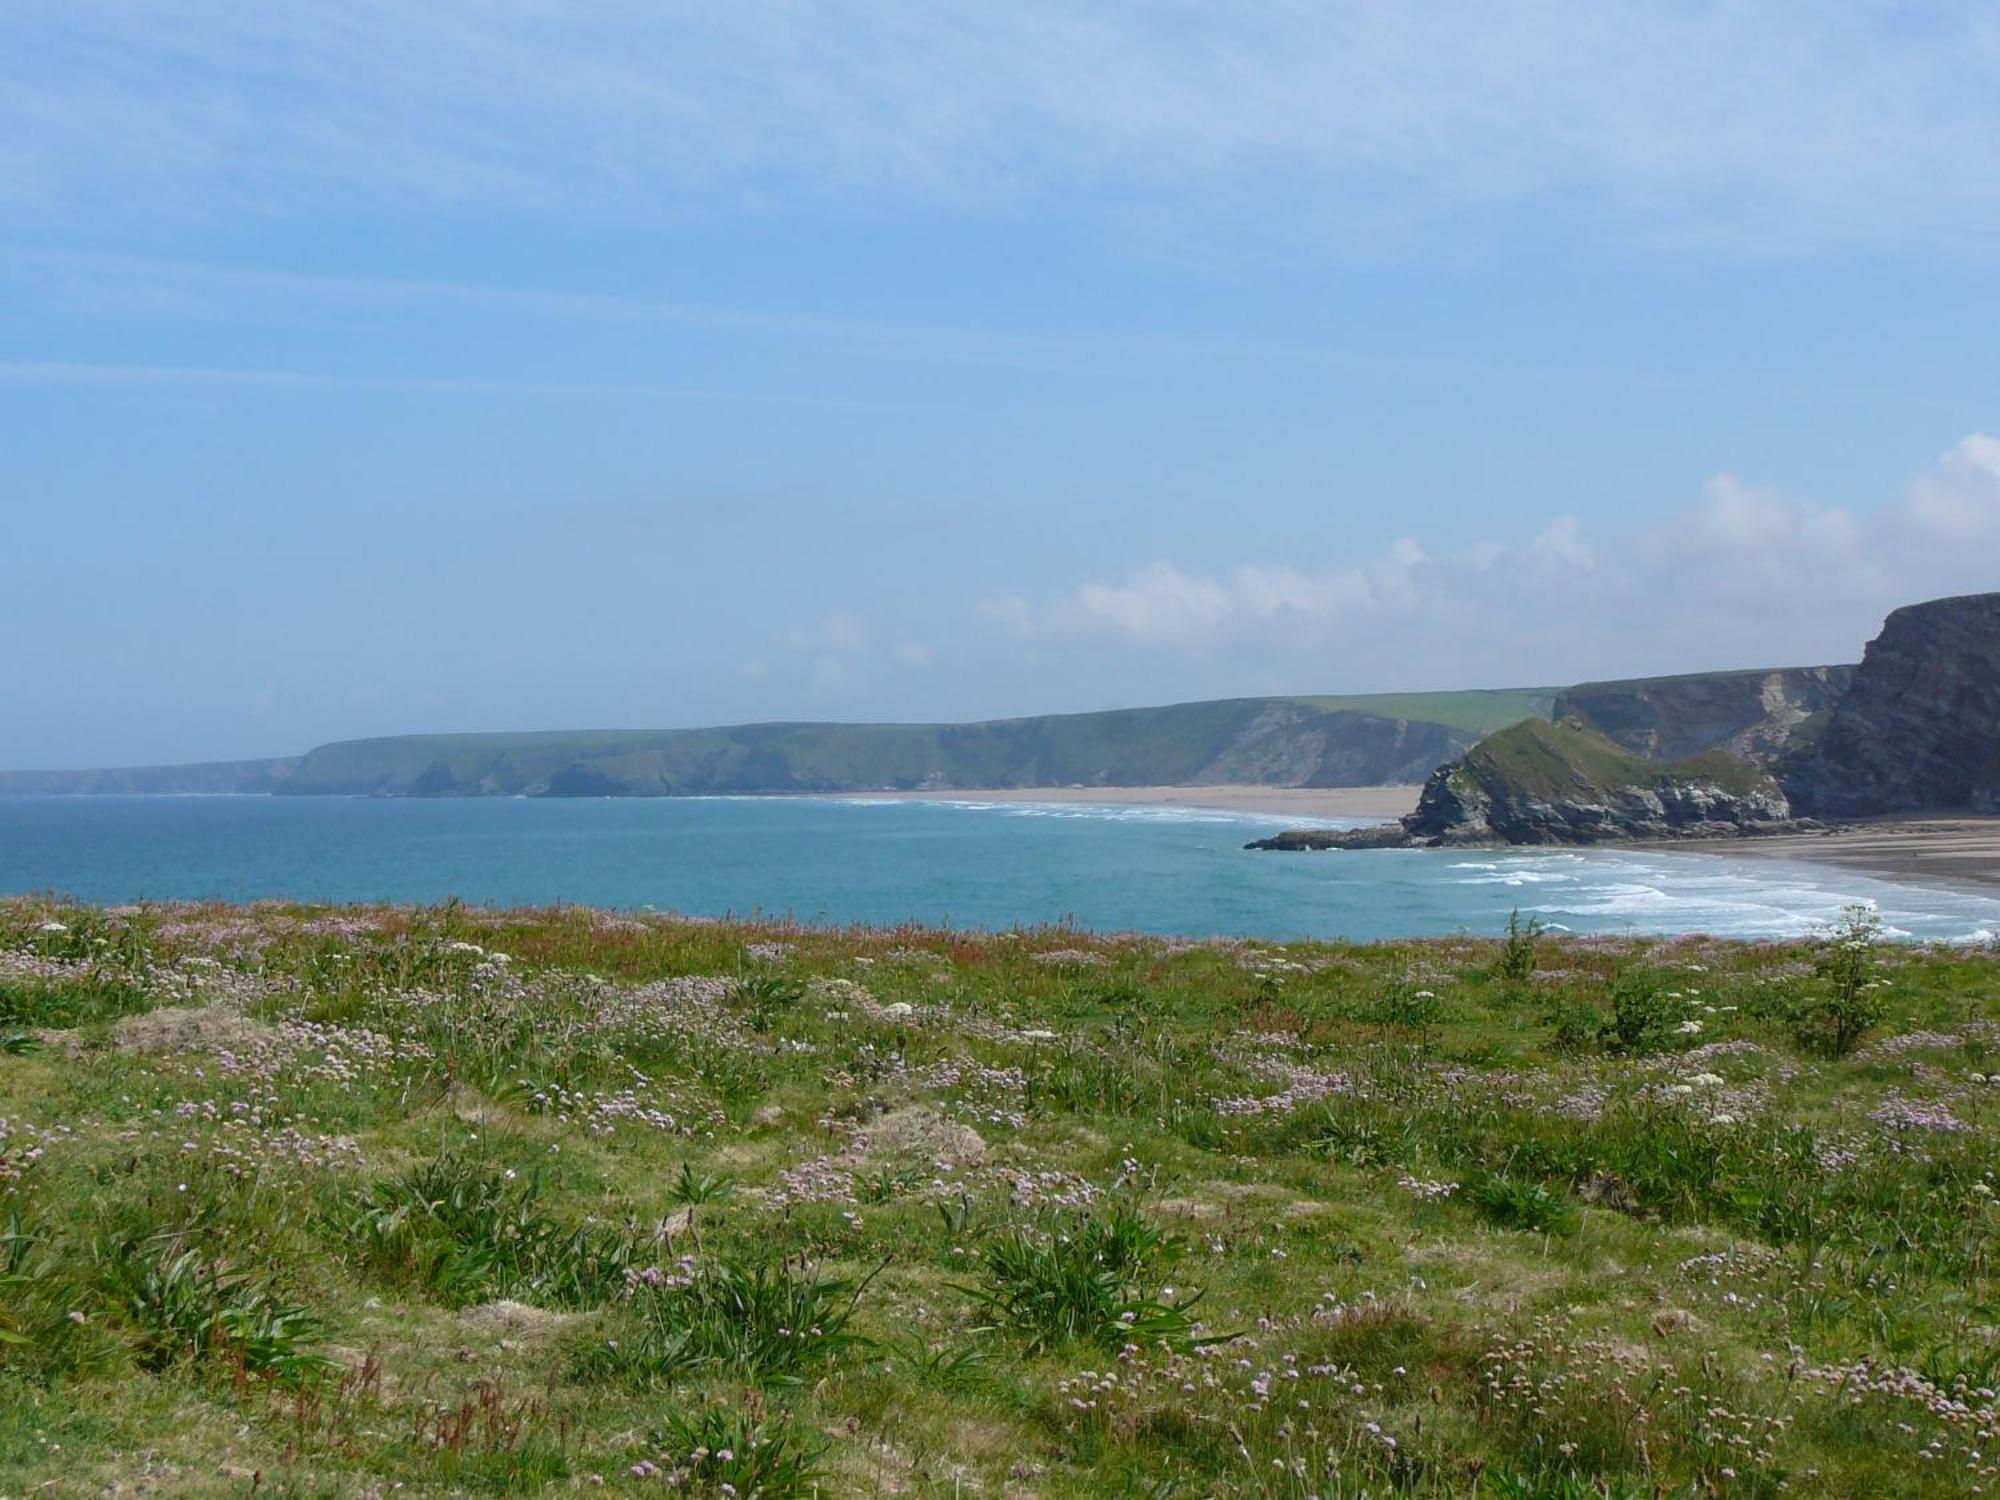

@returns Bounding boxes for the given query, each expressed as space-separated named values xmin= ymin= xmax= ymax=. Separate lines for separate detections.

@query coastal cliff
xmin=1784 ymin=592 xmax=2000 ymax=816
xmin=0 ymin=757 xmax=298 ymax=796
xmin=1556 ymin=665 xmax=1852 ymax=765
xmin=1249 ymin=719 xmax=1801 ymax=850
xmin=269 ymin=699 xmax=1491 ymax=797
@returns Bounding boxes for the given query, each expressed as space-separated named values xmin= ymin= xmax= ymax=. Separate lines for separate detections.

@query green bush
xmin=738 ymin=974 xmax=805 ymax=1034
xmin=579 ymin=1253 xmax=877 ymax=1389
xmin=1790 ymin=906 xmax=1891 ymax=1057
xmin=963 ymin=1208 xmax=1217 ymax=1354
xmin=344 ymin=1153 xmax=635 ymax=1308
xmin=1543 ymin=1001 xmax=1605 ymax=1055
xmin=640 ymin=1404 xmax=829 ymax=1496
xmin=1467 ymin=1172 xmax=1578 ymax=1236
xmin=1498 ymin=910 xmax=1544 ymax=988
xmin=97 ymin=1234 xmax=331 ymax=1384
xmin=1596 ymin=972 xmax=1690 ymax=1055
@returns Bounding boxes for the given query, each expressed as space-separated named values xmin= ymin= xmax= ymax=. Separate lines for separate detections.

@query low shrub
xmin=1790 ymin=906 xmax=1891 ymax=1057
xmin=578 ymin=1252 xmax=877 ymax=1389
xmin=96 ymin=1233 xmax=332 ymax=1384
xmin=634 ymin=1404 xmax=829 ymax=1497
xmin=1466 ymin=1172 xmax=1578 ymax=1236
xmin=1497 ymin=910 xmax=1545 ymax=988
xmin=964 ymin=1207 xmax=1218 ymax=1353
xmin=343 ymin=1153 xmax=636 ymax=1308
xmin=1596 ymin=972 xmax=1695 ymax=1055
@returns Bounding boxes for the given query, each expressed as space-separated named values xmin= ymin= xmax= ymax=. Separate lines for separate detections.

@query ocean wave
xmin=824 ymin=796 xmax=1313 ymax=827
xmin=1451 ymin=869 xmax=1575 ymax=886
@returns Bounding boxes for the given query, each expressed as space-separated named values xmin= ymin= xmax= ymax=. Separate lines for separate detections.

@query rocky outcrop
xmin=1557 ymin=666 xmax=1853 ymax=766
xmin=1248 ymin=825 xmax=1413 ymax=851
xmin=1248 ymin=719 xmax=1807 ymax=850
xmin=1784 ymin=592 xmax=2000 ymax=816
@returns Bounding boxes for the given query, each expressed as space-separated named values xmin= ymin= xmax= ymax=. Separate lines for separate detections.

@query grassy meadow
xmin=0 ymin=897 xmax=1995 ymax=1496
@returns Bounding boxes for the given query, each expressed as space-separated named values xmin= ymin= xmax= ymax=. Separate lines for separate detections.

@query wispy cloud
xmin=0 ymin=356 xmax=897 ymax=408
xmin=979 ymin=435 xmax=2000 ymax=681
xmin=0 ymin=248 xmax=1925 ymax=406
xmin=8 ymin=4 xmax=2000 ymax=257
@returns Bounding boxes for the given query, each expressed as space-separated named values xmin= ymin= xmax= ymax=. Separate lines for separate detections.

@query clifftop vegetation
xmin=1462 ymin=719 xmax=1778 ymax=802
xmin=1 ymin=897 xmax=1995 ymax=1494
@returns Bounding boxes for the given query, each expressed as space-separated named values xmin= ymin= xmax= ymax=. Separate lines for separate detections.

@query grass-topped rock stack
xmin=1 ymin=898 xmax=1997 ymax=1493
xmin=1252 ymin=717 xmax=1805 ymax=850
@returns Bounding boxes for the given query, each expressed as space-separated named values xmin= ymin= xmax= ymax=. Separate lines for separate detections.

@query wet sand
xmin=1684 ymin=817 xmax=2000 ymax=891
xmin=835 ymin=784 xmax=1420 ymax=819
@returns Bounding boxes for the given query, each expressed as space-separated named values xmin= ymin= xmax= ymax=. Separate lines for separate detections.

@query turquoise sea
xmin=1 ymin=793 xmax=1996 ymax=942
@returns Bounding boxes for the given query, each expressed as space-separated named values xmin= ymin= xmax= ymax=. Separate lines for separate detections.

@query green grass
xmin=0 ymin=895 xmax=1996 ymax=1494
xmin=1465 ymin=717 xmax=1778 ymax=800
xmin=1291 ymin=687 xmax=1560 ymax=736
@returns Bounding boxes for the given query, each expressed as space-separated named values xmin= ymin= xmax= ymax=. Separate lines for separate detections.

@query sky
xmin=5 ymin=2 xmax=2000 ymax=768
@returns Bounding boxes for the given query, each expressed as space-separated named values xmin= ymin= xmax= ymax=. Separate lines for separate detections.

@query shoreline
xmin=1651 ymin=817 xmax=2000 ymax=893
xmin=817 ymin=783 xmax=1422 ymax=819
xmin=833 ymin=790 xmax=2000 ymax=894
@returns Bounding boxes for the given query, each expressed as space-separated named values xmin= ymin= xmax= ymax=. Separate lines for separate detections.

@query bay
xmin=2 ymin=793 xmax=1997 ymax=942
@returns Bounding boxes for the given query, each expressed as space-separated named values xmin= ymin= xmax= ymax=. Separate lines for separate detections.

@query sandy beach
xmin=837 ymin=784 xmax=1421 ymax=819
xmin=1692 ymin=817 xmax=2000 ymax=891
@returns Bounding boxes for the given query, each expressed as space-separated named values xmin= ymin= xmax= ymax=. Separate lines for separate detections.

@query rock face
xmin=1248 ymin=719 xmax=1804 ymax=850
xmin=1784 ymin=593 xmax=2000 ymax=817
xmin=1556 ymin=666 xmax=1853 ymax=766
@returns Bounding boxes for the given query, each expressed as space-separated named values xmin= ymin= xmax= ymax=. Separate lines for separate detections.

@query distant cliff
xmin=270 ymin=697 xmax=1502 ymax=797
xmin=1784 ymin=592 xmax=2000 ymax=816
xmin=0 ymin=757 xmax=298 ymax=796
xmin=19 ymin=598 xmax=1995 ymax=812
xmin=1557 ymin=665 xmax=1853 ymax=765
xmin=1250 ymin=719 xmax=1799 ymax=850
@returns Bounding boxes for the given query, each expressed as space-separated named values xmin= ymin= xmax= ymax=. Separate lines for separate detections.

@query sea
xmin=1 ymin=793 xmax=1996 ymax=944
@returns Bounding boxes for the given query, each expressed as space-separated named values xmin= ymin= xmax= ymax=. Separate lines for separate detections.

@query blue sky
xmin=5 ymin=3 xmax=2000 ymax=767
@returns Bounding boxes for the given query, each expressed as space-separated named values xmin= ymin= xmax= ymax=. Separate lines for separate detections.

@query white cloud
xmin=783 ymin=611 xmax=870 ymax=654
xmin=1905 ymin=432 xmax=2000 ymax=536
xmin=9 ymin=3 xmax=2000 ymax=255
xmin=979 ymin=434 xmax=2000 ymax=681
